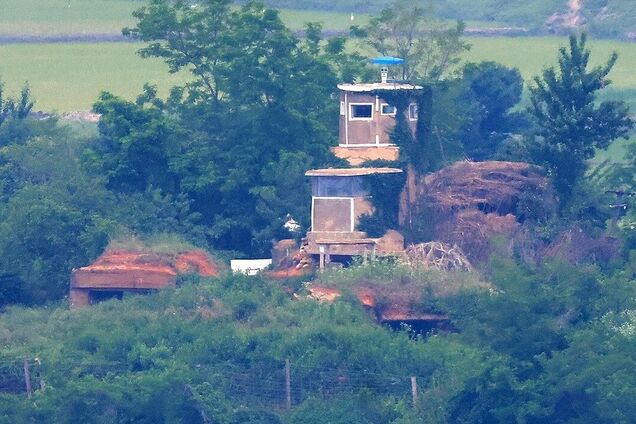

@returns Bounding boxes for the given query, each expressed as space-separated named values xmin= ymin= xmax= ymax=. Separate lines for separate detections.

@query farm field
xmin=0 ymin=43 xmax=188 ymax=112
xmin=2 ymin=36 xmax=635 ymax=112
xmin=0 ymin=0 xmax=372 ymax=36
xmin=0 ymin=0 xmax=138 ymax=37
xmin=0 ymin=0 xmax=513 ymax=36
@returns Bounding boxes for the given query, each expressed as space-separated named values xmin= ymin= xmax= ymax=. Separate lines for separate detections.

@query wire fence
xmin=0 ymin=356 xmax=423 ymax=409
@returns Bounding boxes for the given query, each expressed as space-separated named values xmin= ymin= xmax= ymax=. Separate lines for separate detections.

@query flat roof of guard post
xmin=337 ymin=82 xmax=423 ymax=92
xmin=305 ymin=167 xmax=403 ymax=177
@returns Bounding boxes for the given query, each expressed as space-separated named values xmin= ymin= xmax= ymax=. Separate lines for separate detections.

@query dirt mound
xmin=410 ymin=161 xmax=552 ymax=264
xmin=78 ymin=250 xmax=177 ymax=276
xmin=421 ymin=160 xmax=549 ymax=213
xmin=305 ymin=284 xmax=445 ymax=323
xmin=265 ymin=242 xmax=313 ymax=280
xmin=72 ymin=248 xmax=220 ymax=291
xmin=175 ymin=251 xmax=219 ymax=276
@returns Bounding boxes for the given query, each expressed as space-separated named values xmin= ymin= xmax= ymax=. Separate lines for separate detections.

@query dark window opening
xmin=312 ymin=176 xmax=368 ymax=197
xmin=409 ymin=103 xmax=418 ymax=120
xmin=381 ymin=104 xmax=396 ymax=115
xmin=89 ymin=290 xmax=123 ymax=305
xmin=350 ymin=104 xmax=373 ymax=119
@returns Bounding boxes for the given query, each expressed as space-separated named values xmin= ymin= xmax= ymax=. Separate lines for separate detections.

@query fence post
xmin=285 ymin=358 xmax=292 ymax=409
xmin=410 ymin=376 xmax=418 ymax=409
xmin=23 ymin=359 xmax=32 ymax=399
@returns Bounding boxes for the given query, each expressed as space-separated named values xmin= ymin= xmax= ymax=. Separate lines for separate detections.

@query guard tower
xmin=332 ymin=57 xmax=422 ymax=166
xmin=304 ymin=58 xmax=422 ymax=266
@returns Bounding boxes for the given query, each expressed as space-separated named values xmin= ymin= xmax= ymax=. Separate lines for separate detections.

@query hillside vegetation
xmin=263 ymin=0 xmax=636 ymax=38
xmin=3 ymin=260 xmax=636 ymax=423
xmin=1 ymin=1 xmax=636 ymax=421
xmin=2 ymin=0 xmax=635 ymax=38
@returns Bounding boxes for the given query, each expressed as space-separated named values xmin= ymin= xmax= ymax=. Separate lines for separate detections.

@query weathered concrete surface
xmin=331 ymin=146 xmax=399 ymax=166
xmin=70 ymin=249 xmax=219 ymax=308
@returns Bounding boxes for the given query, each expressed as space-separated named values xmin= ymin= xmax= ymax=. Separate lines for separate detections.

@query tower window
xmin=381 ymin=104 xmax=396 ymax=115
xmin=409 ymin=103 xmax=418 ymax=121
xmin=350 ymin=103 xmax=373 ymax=120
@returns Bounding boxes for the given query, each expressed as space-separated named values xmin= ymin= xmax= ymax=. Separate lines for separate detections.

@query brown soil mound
xmin=306 ymin=284 xmax=445 ymax=322
xmin=422 ymin=160 xmax=549 ymax=213
xmin=175 ymin=251 xmax=219 ymax=276
xmin=410 ymin=161 xmax=552 ymax=264
xmin=266 ymin=243 xmax=313 ymax=280
xmin=78 ymin=250 xmax=177 ymax=276
xmin=72 ymin=248 xmax=220 ymax=291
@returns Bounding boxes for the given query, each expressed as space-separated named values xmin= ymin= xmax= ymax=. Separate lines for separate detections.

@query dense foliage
xmin=529 ymin=33 xmax=633 ymax=207
xmin=88 ymin=0 xmax=373 ymax=255
xmin=2 ymin=1 xmax=636 ymax=420
xmin=1 ymin=257 xmax=636 ymax=422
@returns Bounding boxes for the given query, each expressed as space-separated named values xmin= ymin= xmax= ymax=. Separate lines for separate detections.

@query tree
xmin=460 ymin=61 xmax=527 ymax=160
xmin=353 ymin=0 xmax=470 ymax=82
xmin=0 ymin=130 xmax=117 ymax=303
xmin=0 ymin=82 xmax=32 ymax=130
xmin=110 ymin=0 xmax=372 ymax=255
xmin=529 ymin=33 xmax=633 ymax=207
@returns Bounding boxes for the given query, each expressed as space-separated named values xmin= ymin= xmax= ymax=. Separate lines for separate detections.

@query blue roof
xmin=371 ymin=57 xmax=405 ymax=65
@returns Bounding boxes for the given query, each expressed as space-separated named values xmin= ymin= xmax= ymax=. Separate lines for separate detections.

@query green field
xmin=0 ymin=0 xmax=370 ymax=36
xmin=0 ymin=43 xmax=188 ymax=112
xmin=2 ymin=36 xmax=635 ymax=112
xmin=1 ymin=0 xmax=517 ymax=36
xmin=0 ymin=0 xmax=138 ymax=36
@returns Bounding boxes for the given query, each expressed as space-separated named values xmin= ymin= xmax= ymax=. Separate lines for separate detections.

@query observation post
xmin=332 ymin=57 xmax=422 ymax=166
xmin=304 ymin=57 xmax=422 ymax=267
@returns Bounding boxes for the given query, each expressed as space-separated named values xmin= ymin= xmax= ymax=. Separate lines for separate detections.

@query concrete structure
xmin=304 ymin=68 xmax=423 ymax=266
xmin=335 ymin=81 xmax=421 ymax=166
xmin=304 ymin=167 xmax=404 ymax=259
xmin=70 ymin=249 xmax=218 ymax=308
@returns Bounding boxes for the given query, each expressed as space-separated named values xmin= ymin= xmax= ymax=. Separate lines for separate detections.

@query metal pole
xmin=411 ymin=376 xmax=418 ymax=409
xmin=285 ymin=359 xmax=292 ymax=409
xmin=23 ymin=359 xmax=32 ymax=399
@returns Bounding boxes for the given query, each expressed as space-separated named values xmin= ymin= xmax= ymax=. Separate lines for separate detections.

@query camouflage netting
xmin=409 ymin=160 xmax=555 ymax=264
xmin=438 ymin=211 xmax=521 ymax=263
xmin=420 ymin=160 xmax=552 ymax=214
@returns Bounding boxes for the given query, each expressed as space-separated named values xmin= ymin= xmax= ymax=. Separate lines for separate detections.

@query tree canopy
xmin=529 ymin=33 xmax=634 ymax=206
xmin=353 ymin=0 xmax=470 ymax=83
xmin=90 ymin=0 xmax=372 ymax=254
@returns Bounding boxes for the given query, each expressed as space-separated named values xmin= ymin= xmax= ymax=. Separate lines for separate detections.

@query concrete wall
xmin=338 ymin=91 xmax=417 ymax=147
xmin=331 ymin=146 xmax=399 ymax=166
xmin=311 ymin=196 xmax=374 ymax=233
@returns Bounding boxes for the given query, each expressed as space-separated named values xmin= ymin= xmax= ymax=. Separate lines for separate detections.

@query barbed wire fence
xmin=0 ymin=356 xmax=424 ymax=410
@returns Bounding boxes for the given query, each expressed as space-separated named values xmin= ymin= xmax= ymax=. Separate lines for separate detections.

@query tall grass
xmin=108 ymin=233 xmax=199 ymax=254
xmin=315 ymin=259 xmax=489 ymax=298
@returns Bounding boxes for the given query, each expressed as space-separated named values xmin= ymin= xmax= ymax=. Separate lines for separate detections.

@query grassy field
xmin=0 ymin=0 xmax=138 ymax=36
xmin=2 ymin=35 xmax=634 ymax=112
xmin=0 ymin=0 xmax=514 ymax=36
xmin=0 ymin=0 xmax=370 ymax=36
xmin=0 ymin=43 xmax=188 ymax=112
